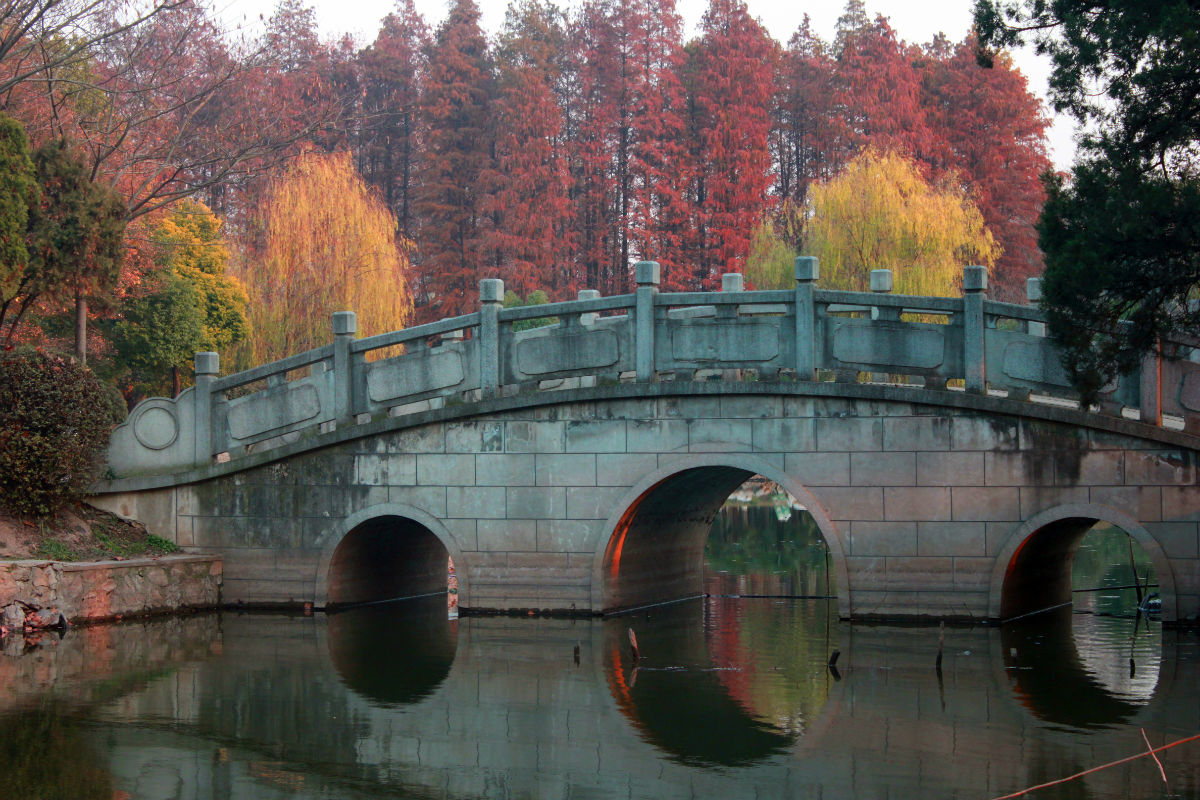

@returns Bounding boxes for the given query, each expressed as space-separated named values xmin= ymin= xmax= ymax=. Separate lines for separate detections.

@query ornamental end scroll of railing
xmin=107 ymin=259 xmax=1200 ymax=477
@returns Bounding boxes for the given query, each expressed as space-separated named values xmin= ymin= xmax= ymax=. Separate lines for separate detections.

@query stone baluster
xmin=193 ymin=351 xmax=218 ymax=466
xmin=794 ymin=256 xmax=818 ymax=380
xmin=578 ymin=288 xmax=600 ymax=326
xmin=480 ymin=279 xmax=504 ymax=398
xmin=868 ymin=269 xmax=895 ymax=383
xmin=963 ymin=265 xmax=988 ymax=394
xmin=577 ymin=289 xmax=601 ymax=388
xmin=870 ymin=269 xmax=898 ymax=322
xmin=1026 ymin=278 xmax=1045 ymax=337
xmin=332 ymin=311 xmax=357 ymax=424
xmin=720 ymin=273 xmax=743 ymax=379
xmin=1140 ymin=342 xmax=1163 ymax=426
xmin=635 ymin=261 xmax=660 ymax=382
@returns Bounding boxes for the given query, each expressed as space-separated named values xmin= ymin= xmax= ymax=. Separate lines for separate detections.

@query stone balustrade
xmin=106 ymin=259 xmax=1200 ymax=478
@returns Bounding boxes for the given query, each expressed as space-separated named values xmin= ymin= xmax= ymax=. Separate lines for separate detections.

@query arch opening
xmin=1000 ymin=517 xmax=1160 ymax=622
xmin=326 ymin=514 xmax=450 ymax=609
xmin=705 ymin=476 xmax=836 ymax=601
xmin=601 ymin=465 xmax=841 ymax=614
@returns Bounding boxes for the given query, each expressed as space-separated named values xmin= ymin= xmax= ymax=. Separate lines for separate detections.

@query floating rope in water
xmin=989 ymin=732 xmax=1200 ymax=799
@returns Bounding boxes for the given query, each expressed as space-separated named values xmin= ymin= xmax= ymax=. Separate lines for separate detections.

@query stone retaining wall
xmin=0 ymin=555 xmax=221 ymax=626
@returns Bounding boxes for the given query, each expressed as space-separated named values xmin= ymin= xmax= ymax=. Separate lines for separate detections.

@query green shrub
xmin=0 ymin=348 xmax=114 ymax=517
xmin=145 ymin=533 xmax=179 ymax=554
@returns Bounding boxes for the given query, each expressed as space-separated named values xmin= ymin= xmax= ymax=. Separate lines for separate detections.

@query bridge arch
xmin=988 ymin=503 xmax=1177 ymax=622
xmin=315 ymin=503 xmax=469 ymax=610
xmin=590 ymin=453 xmax=849 ymax=616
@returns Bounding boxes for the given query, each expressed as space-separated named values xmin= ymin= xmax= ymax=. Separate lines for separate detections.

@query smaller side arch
xmin=589 ymin=452 xmax=850 ymax=617
xmin=314 ymin=503 xmax=470 ymax=609
xmin=988 ymin=503 xmax=1177 ymax=622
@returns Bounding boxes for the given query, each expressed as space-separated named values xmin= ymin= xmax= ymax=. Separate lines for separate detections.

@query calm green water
xmin=0 ymin=509 xmax=1196 ymax=799
xmin=1 ymin=602 xmax=1196 ymax=799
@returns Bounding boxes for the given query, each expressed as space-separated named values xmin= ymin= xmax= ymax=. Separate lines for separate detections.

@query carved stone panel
xmin=228 ymin=384 xmax=321 ymax=440
xmin=516 ymin=330 xmax=619 ymax=376
xmin=131 ymin=404 xmax=179 ymax=450
xmin=671 ymin=322 xmax=778 ymax=363
xmin=1178 ymin=369 xmax=1200 ymax=412
xmin=832 ymin=322 xmax=944 ymax=369
xmin=367 ymin=350 xmax=465 ymax=403
xmin=1002 ymin=342 xmax=1071 ymax=388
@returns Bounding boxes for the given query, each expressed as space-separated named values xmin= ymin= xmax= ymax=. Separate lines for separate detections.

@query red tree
xmin=415 ymin=0 xmax=494 ymax=320
xmin=918 ymin=37 xmax=1051 ymax=300
xmin=685 ymin=0 xmax=777 ymax=283
xmin=565 ymin=0 xmax=691 ymax=295
xmin=830 ymin=16 xmax=935 ymax=165
xmin=772 ymin=17 xmax=837 ymax=214
xmin=483 ymin=0 xmax=575 ymax=298
xmin=358 ymin=1 xmax=430 ymax=240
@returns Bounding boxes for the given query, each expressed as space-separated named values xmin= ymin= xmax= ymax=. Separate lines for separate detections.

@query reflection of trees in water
xmin=605 ymin=603 xmax=793 ymax=767
xmin=1071 ymin=525 xmax=1157 ymax=616
xmin=0 ymin=700 xmax=114 ymax=799
xmin=705 ymin=505 xmax=832 ymax=597
xmin=605 ymin=598 xmax=836 ymax=767
xmin=703 ymin=596 xmax=837 ymax=737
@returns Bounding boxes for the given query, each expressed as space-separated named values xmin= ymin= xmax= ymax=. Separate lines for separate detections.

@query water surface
xmin=2 ymin=597 xmax=1197 ymax=799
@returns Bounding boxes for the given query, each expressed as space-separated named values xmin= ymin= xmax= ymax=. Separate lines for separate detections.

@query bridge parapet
xmin=107 ymin=260 xmax=1200 ymax=477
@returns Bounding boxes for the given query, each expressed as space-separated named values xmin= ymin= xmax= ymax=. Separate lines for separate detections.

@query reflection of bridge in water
xmin=53 ymin=606 xmax=1197 ymax=799
xmin=93 ymin=261 xmax=1200 ymax=623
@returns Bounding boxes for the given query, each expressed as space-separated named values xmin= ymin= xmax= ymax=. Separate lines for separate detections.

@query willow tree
xmin=804 ymin=149 xmax=998 ymax=295
xmin=246 ymin=151 xmax=414 ymax=363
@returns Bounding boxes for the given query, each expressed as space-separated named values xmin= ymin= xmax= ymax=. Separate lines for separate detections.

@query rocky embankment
xmin=0 ymin=556 xmax=222 ymax=648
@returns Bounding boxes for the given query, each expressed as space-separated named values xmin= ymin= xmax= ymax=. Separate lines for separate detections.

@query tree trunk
xmin=172 ymin=365 xmax=181 ymax=398
xmin=74 ymin=287 xmax=87 ymax=365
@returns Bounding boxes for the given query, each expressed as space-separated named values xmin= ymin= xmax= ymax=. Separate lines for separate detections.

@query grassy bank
xmin=0 ymin=504 xmax=178 ymax=562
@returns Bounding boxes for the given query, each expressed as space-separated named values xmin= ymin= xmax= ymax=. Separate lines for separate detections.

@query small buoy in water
xmin=573 ymin=641 xmax=581 ymax=665
xmin=628 ymin=628 xmax=640 ymax=661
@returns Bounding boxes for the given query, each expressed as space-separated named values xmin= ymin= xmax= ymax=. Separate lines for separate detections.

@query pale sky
xmin=215 ymin=0 xmax=1078 ymax=169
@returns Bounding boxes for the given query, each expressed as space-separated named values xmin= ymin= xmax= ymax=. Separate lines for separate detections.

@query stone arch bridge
xmin=92 ymin=261 xmax=1200 ymax=624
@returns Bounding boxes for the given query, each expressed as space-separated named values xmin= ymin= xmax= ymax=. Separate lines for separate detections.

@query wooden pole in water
xmin=1128 ymin=538 xmax=1144 ymax=606
xmin=935 ymin=621 xmax=945 ymax=672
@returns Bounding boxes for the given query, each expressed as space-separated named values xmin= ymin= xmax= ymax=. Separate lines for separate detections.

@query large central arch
xmin=590 ymin=453 xmax=850 ymax=617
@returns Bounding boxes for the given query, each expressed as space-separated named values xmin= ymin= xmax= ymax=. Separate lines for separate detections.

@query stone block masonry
xmin=91 ymin=382 xmax=1200 ymax=624
xmin=0 ymin=555 xmax=221 ymax=626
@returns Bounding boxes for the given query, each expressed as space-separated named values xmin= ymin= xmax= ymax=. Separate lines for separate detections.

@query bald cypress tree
xmin=415 ymin=0 xmax=494 ymax=320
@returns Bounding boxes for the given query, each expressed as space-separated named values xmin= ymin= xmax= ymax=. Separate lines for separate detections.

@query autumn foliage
xmin=804 ymin=149 xmax=998 ymax=295
xmin=246 ymin=150 xmax=414 ymax=362
xmin=0 ymin=0 xmax=1053 ymax=387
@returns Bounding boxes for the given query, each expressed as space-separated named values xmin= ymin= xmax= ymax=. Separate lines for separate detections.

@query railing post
xmin=193 ymin=351 xmax=218 ymax=466
xmin=480 ymin=278 xmax=504 ymax=398
xmin=870 ymin=269 xmax=897 ymax=321
xmin=1140 ymin=341 xmax=1162 ymax=426
xmin=635 ymin=261 xmax=660 ymax=382
xmin=1025 ymin=277 xmax=1045 ymax=337
xmin=794 ymin=256 xmax=818 ymax=380
xmin=963 ymin=265 xmax=988 ymax=394
xmin=332 ymin=311 xmax=356 ymax=423
xmin=578 ymin=288 xmax=600 ymax=326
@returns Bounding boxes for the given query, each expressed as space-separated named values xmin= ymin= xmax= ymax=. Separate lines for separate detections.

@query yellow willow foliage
xmin=245 ymin=151 xmax=413 ymax=364
xmin=804 ymin=149 xmax=999 ymax=296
